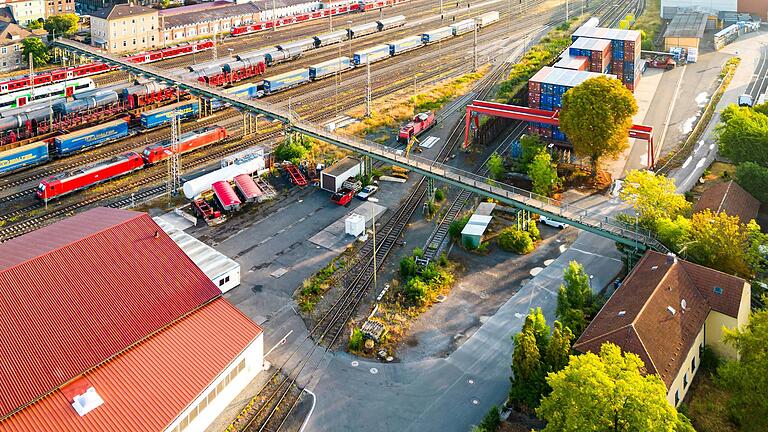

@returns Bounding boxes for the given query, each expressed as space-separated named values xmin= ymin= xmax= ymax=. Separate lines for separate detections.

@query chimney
xmin=154 ymin=230 xmax=159 ymax=238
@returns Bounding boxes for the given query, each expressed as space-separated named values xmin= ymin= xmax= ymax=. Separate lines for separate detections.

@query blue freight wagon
xmin=54 ymin=118 xmax=130 ymax=155
xmin=140 ymin=100 xmax=199 ymax=129
xmin=421 ymin=27 xmax=453 ymax=44
xmin=0 ymin=141 xmax=49 ymax=175
xmin=353 ymin=44 xmax=391 ymax=65
xmin=263 ymin=69 xmax=311 ymax=94
xmin=388 ymin=36 xmax=424 ymax=56
xmin=309 ymin=57 xmax=352 ymax=80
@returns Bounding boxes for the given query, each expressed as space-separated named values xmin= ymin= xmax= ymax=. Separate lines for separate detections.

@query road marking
xmin=681 ymin=156 xmax=693 ymax=169
xmin=369 ymin=367 xmax=378 ymax=374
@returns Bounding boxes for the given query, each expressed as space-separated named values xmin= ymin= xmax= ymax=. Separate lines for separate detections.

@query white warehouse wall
xmin=661 ymin=0 xmax=737 ymax=17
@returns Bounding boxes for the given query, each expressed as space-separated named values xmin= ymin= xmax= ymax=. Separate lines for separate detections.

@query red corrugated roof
xmin=0 ymin=208 xmax=221 ymax=418
xmin=0 ymin=298 xmax=262 ymax=432
xmin=212 ymin=180 xmax=241 ymax=208
xmin=233 ymin=174 xmax=262 ymax=200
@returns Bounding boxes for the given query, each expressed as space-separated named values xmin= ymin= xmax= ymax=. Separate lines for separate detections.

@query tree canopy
xmin=717 ymin=304 xmax=768 ymax=431
xmin=556 ymin=261 xmax=601 ymax=336
xmin=537 ymin=343 xmax=689 ymax=432
xmin=717 ymin=105 xmax=768 ymax=166
xmin=559 ymin=76 xmax=638 ymax=175
xmin=21 ymin=38 xmax=49 ymax=67
xmin=619 ymin=169 xmax=691 ymax=226
xmin=735 ymin=161 xmax=768 ymax=202
xmin=486 ymin=152 xmax=505 ymax=181
xmin=528 ymin=150 xmax=560 ymax=197
xmin=44 ymin=14 xmax=79 ymax=37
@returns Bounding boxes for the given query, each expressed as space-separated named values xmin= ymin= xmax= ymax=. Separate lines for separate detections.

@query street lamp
xmin=589 ymin=274 xmax=594 ymax=290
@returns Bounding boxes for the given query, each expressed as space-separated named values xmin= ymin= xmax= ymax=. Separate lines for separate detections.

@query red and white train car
xmin=125 ymin=40 xmax=215 ymax=64
xmin=212 ymin=180 xmax=242 ymax=211
xmin=36 ymin=152 xmax=144 ymax=199
xmin=231 ymin=2 xmax=361 ymax=36
xmin=142 ymin=126 xmax=227 ymax=165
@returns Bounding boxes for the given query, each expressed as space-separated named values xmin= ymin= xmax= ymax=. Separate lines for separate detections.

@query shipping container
xmin=309 ymin=57 xmax=353 ymax=80
xmin=450 ymin=19 xmax=476 ymax=36
xmin=529 ymin=67 xmax=615 ymax=92
xmin=233 ymin=173 xmax=263 ymax=203
xmin=348 ymin=22 xmax=379 ymax=38
xmin=54 ymin=117 xmax=130 ymax=155
xmin=554 ymin=54 xmax=589 ymax=71
xmin=276 ymin=38 xmax=316 ymax=53
xmin=0 ymin=140 xmax=49 ymax=175
xmin=140 ymin=100 xmax=199 ymax=129
xmin=422 ymin=27 xmax=453 ymax=44
xmin=263 ymin=69 xmax=311 ymax=93
xmin=377 ymin=15 xmax=406 ymax=31
xmin=224 ymin=82 xmax=261 ymax=99
xmin=353 ymin=44 xmax=391 ymax=65
xmin=212 ymin=180 xmax=242 ymax=211
xmin=388 ymin=36 xmax=424 ymax=56
xmin=320 ymin=156 xmax=363 ymax=192
xmin=313 ymin=30 xmax=348 ymax=47
xmin=475 ymin=11 xmax=500 ymax=28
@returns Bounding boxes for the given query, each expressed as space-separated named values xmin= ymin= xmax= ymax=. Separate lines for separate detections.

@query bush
xmin=400 ymin=256 xmax=417 ymax=280
xmin=434 ymin=188 xmax=445 ymax=202
xmin=487 ymin=152 xmax=506 ymax=180
xmin=404 ymin=277 xmax=430 ymax=305
xmin=498 ymin=227 xmax=534 ymax=254
xmin=527 ymin=220 xmax=541 ymax=240
xmin=735 ymin=162 xmax=768 ymax=203
xmin=274 ymin=140 xmax=307 ymax=162
xmin=437 ymin=253 xmax=449 ymax=267
xmin=348 ymin=328 xmax=364 ymax=351
xmin=449 ymin=215 xmax=470 ymax=240
xmin=479 ymin=406 xmax=501 ymax=431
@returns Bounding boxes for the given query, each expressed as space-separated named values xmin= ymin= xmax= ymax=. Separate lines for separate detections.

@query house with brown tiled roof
xmin=573 ymin=251 xmax=750 ymax=406
xmin=694 ymin=180 xmax=760 ymax=223
xmin=0 ymin=22 xmax=47 ymax=72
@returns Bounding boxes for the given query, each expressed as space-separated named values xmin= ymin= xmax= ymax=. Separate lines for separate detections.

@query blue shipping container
xmin=0 ymin=141 xmax=49 ymax=174
xmin=55 ymin=118 xmax=130 ymax=155
xmin=141 ymin=101 xmax=199 ymax=129
xmin=263 ymin=69 xmax=311 ymax=93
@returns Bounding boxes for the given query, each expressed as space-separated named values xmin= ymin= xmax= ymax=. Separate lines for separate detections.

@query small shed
xmin=153 ymin=217 xmax=241 ymax=293
xmin=461 ymin=202 xmax=496 ymax=249
xmin=663 ymin=13 xmax=708 ymax=51
xmin=320 ymin=156 xmax=363 ymax=192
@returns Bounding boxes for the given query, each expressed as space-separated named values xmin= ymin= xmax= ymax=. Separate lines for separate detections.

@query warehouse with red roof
xmin=0 ymin=207 xmax=263 ymax=432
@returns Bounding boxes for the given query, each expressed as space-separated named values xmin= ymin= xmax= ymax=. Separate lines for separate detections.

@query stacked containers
xmin=569 ymin=37 xmax=611 ymax=74
xmin=571 ymin=26 xmax=642 ymax=92
xmin=527 ymin=67 xmax=615 ymax=141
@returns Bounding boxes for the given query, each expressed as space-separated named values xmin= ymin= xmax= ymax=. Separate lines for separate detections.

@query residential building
xmin=160 ymin=1 xmax=261 ymax=44
xmin=6 ymin=0 xmax=45 ymax=26
xmin=573 ymin=251 xmax=750 ymax=406
xmin=76 ymin=0 xmax=164 ymax=15
xmin=0 ymin=21 xmax=46 ymax=72
xmin=694 ymin=180 xmax=760 ymax=223
xmin=45 ymin=0 xmax=75 ymax=17
xmin=0 ymin=207 xmax=264 ymax=432
xmin=90 ymin=3 xmax=158 ymax=54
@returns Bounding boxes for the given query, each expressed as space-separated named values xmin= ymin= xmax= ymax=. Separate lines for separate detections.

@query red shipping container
xmin=529 ymin=81 xmax=541 ymax=92
xmin=529 ymin=100 xmax=540 ymax=109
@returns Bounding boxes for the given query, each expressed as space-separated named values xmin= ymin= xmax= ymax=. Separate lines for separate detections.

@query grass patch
xmin=633 ymin=0 xmax=662 ymax=50
xmin=683 ymin=372 xmax=737 ymax=432
xmin=345 ymin=66 xmax=489 ymax=138
xmin=297 ymin=258 xmax=344 ymax=312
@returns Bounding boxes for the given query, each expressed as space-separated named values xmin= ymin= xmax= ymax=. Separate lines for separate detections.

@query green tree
xmin=619 ymin=169 xmax=691 ymax=226
xmin=559 ymin=76 xmax=638 ymax=176
xmin=537 ymin=343 xmax=686 ymax=432
xmin=519 ymin=134 xmax=546 ymax=169
xmin=487 ymin=152 xmax=505 ymax=181
xmin=717 ymin=305 xmax=768 ymax=431
xmin=274 ymin=140 xmax=306 ymax=163
xmin=449 ymin=215 xmax=470 ymax=240
xmin=28 ymin=19 xmax=43 ymax=30
xmin=404 ymin=277 xmax=429 ymax=305
xmin=654 ymin=215 xmax=692 ymax=251
xmin=399 ymin=255 xmax=417 ymax=280
xmin=686 ymin=210 xmax=761 ymax=278
xmin=498 ymin=227 xmax=534 ymax=254
xmin=528 ymin=150 xmax=560 ymax=197
xmin=735 ymin=161 xmax=768 ymax=202
xmin=717 ymin=105 xmax=768 ymax=166
xmin=545 ymin=321 xmax=573 ymax=372
xmin=556 ymin=261 xmax=594 ymax=336
xmin=160 ymin=0 xmax=171 ymax=7
xmin=21 ymin=38 xmax=49 ymax=66
xmin=472 ymin=406 xmax=501 ymax=432
xmin=509 ymin=310 xmax=548 ymax=409
xmin=44 ymin=14 xmax=79 ymax=37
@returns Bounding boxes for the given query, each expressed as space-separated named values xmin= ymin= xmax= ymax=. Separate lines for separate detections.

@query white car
xmin=539 ymin=215 xmax=568 ymax=229
xmin=738 ymin=94 xmax=753 ymax=107
xmin=356 ymin=185 xmax=379 ymax=200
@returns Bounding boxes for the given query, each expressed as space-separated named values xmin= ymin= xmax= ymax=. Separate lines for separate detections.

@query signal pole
xmin=212 ymin=33 xmax=217 ymax=60
xmin=473 ymin=24 xmax=478 ymax=72
xmin=365 ymin=60 xmax=372 ymax=117
xmin=167 ymin=111 xmax=181 ymax=196
xmin=28 ymin=53 xmax=34 ymax=102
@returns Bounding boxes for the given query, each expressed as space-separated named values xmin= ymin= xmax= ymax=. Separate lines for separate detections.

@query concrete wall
xmin=666 ymin=326 xmax=704 ymax=406
xmin=165 ymin=333 xmax=264 ymax=432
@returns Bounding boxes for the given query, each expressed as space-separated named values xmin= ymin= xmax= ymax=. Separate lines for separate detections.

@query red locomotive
xmin=142 ymin=126 xmax=227 ymax=164
xmin=36 ymin=152 xmax=144 ymax=199
xmin=398 ymin=111 xmax=435 ymax=143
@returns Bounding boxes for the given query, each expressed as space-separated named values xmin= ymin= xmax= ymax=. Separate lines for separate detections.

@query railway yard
xmin=2 ymin=0 xmax=766 ymax=430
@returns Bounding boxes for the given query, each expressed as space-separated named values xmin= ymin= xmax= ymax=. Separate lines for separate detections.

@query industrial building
xmin=661 ymin=0 xmax=766 ymax=21
xmin=0 ymin=207 xmax=263 ymax=432
xmin=574 ymin=251 xmax=750 ymax=407
xmin=662 ymin=12 xmax=709 ymax=51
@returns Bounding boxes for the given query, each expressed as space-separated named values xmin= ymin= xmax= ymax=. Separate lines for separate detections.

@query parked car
xmin=539 ymin=215 xmax=568 ymax=229
xmin=356 ymin=185 xmax=379 ymax=200
xmin=738 ymin=94 xmax=754 ymax=107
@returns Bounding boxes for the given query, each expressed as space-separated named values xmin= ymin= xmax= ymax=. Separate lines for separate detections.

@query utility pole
xmin=212 ymin=32 xmax=217 ymax=60
xmin=440 ymin=0 xmax=443 ymax=17
xmin=371 ymin=209 xmax=377 ymax=295
xmin=167 ymin=111 xmax=181 ymax=196
xmin=365 ymin=60 xmax=372 ymax=117
xmin=566 ymin=0 xmax=569 ymax=22
xmin=473 ymin=23 xmax=478 ymax=72
xmin=272 ymin=0 xmax=277 ymax=31
xmin=28 ymin=52 xmax=34 ymax=102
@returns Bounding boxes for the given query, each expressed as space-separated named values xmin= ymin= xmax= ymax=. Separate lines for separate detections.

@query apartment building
xmin=90 ymin=3 xmax=158 ymax=53
xmin=5 ymin=0 xmax=45 ymax=26
xmin=45 ymin=0 xmax=75 ymax=17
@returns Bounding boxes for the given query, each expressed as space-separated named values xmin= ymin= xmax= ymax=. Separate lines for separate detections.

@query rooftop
xmin=91 ymin=4 xmax=156 ymax=20
xmin=574 ymin=251 xmax=747 ymax=388
xmin=693 ymin=180 xmax=759 ymax=223
xmin=163 ymin=2 xmax=261 ymax=28
xmin=0 ymin=207 xmax=220 ymax=418
xmin=571 ymin=26 xmax=641 ymax=43
xmin=570 ymin=37 xmax=611 ymax=51
xmin=529 ymin=66 xmax=615 ymax=87
xmin=663 ymin=13 xmax=708 ymax=39
xmin=325 ymin=156 xmax=362 ymax=177
xmin=554 ymin=54 xmax=589 ymax=70
xmin=0 ymin=298 xmax=262 ymax=431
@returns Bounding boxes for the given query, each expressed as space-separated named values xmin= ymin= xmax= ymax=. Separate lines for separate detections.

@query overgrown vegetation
xmin=633 ymin=0 xmax=661 ymax=50
xmin=297 ymin=258 xmax=343 ymax=312
xmin=348 ymin=327 xmax=364 ymax=351
xmin=398 ymin=248 xmax=454 ymax=307
xmin=471 ymin=406 xmax=501 ymax=432
xmin=449 ymin=214 xmax=471 ymax=240
xmin=498 ymin=226 xmax=535 ymax=254
xmin=487 ymin=152 xmax=506 ymax=181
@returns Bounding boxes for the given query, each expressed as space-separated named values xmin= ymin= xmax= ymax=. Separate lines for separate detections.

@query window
xmin=683 ymin=373 xmax=688 ymax=389
xmin=691 ymin=357 xmax=696 ymax=372
xmin=13 ymin=45 xmax=18 ymax=51
xmin=219 ymin=278 xmax=225 ymax=287
xmin=1 ymin=61 xmax=6 ymax=67
xmin=1 ymin=47 xmax=6 ymax=54
xmin=713 ymin=286 xmax=723 ymax=295
xmin=674 ymin=390 xmax=680 ymax=405
xmin=15 ymin=59 xmax=19 ymax=65
xmin=123 ymin=40 xmax=127 ymax=47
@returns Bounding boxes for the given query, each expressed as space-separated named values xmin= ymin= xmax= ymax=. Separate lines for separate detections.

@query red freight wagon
xmin=233 ymin=174 xmax=263 ymax=203
xmin=212 ymin=181 xmax=242 ymax=211
xmin=36 ymin=152 xmax=143 ymax=199
xmin=142 ymin=126 xmax=227 ymax=165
